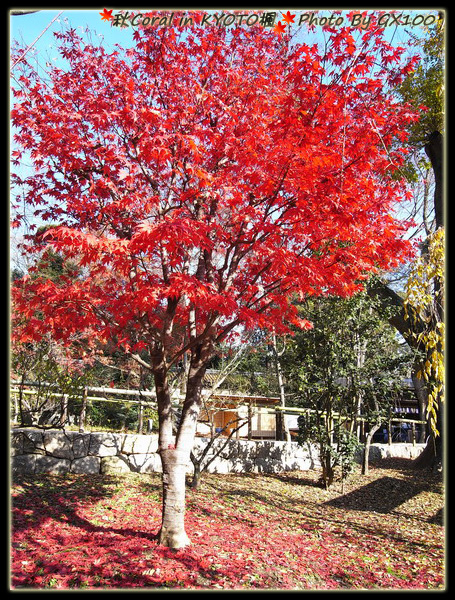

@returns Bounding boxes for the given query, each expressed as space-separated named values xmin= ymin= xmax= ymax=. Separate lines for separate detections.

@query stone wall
xmin=10 ymin=428 xmax=425 ymax=477
xmin=10 ymin=428 xmax=320 ymax=476
xmin=360 ymin=442 xmax=426 ymax=461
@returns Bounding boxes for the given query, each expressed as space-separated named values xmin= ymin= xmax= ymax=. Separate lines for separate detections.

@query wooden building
xmin=196 ymin=392 xmax=281 ymax=440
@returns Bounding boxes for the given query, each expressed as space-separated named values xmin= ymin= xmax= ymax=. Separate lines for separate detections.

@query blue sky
xmin=11 ymin=9 xmax=135 ymax=51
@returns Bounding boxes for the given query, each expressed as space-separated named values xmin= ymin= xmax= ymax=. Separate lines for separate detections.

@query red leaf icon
xmin=274 ymin=21 xmax=286 ymax=35
xmin=99 ymin=8 xmax=113 ymax=21
xmin=281 ymin=11 xmax=295 ymax=25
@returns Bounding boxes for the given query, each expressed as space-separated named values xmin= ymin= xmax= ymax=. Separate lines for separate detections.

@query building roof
xmin=202 ymin=390 xmax=281 ymax=408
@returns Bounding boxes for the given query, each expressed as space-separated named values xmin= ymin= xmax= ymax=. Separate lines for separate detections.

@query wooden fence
xmin=10 ymin=382 xmax=159 ymax=433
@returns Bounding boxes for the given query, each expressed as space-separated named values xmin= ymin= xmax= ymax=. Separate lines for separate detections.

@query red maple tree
xmin=11 ymin=15 xmax=418 ymax=547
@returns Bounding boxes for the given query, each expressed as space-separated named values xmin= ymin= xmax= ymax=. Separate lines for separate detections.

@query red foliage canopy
xmin=11 ymin=18 xmax=418 ymax=362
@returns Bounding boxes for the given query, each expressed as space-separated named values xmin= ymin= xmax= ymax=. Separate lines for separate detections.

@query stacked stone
xmin=11 ymin=429 xmax=159 ymax=475
xmin=10 ymin=429 xmax=319 ymax=476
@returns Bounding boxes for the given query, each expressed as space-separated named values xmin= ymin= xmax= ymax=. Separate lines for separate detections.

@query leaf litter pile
xmin=11 ymin=458 xmax=444 ymax=590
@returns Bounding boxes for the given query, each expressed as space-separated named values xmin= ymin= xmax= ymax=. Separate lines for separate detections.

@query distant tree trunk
xmin=189 ymin=455 xmax=202 ymax=490
xmin=247 ymin=402 xmax=252 ymax=440
xmin=58 ymin=394 xmax=68 ymax=428
xmin=411 ymin=367 xmax=427 ymax=443
xmin=362 ymin=423 xmax=381 ymax=475
xmin=322 ymin=452 xmax=335 ymax=490
xmin=137 ymin=367 xmax=147 ymax=434
xmin=18 ymin=377 xmax=26 ymax=426
xmin=137 ymin=401 xmax=144 ymax=434
xmin=79 ymin=386 xmax=88 ymax=433
xmin=270 ymin=332 xmax=291 ymax=442
xmin=424 ymin=131 xmax=443 ymax=229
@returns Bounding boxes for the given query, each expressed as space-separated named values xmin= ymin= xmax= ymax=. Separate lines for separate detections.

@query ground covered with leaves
xmin=11 ymin=459 xmax=444 ymax=590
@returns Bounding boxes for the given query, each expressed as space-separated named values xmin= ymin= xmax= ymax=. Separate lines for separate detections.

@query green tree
xmin=290 ymin=293 xmax=412 ymax=487
xmin=399 ymin=19 xmax=444 ymax=145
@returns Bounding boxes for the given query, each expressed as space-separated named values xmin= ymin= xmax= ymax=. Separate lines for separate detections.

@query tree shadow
xmin=366 ymin=457 xmax=417 ymax=471
xmin=12 ymin=472 xmax=162 ymax=534
xmin=262 ymin=471 xmax=323 ymax=489
xmin=200 ymin=475 xmax=310 ymax=523
xmin=325 ymin=476 xmax=423 ymax=514
xmin=428 ymin=507 xmax=443 ymax=526
xmin=325 ymin=463 xmax=443 ymax=522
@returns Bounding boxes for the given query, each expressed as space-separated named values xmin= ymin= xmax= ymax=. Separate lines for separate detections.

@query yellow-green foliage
xmin=404 ymin=228 xmax=444 ymax=435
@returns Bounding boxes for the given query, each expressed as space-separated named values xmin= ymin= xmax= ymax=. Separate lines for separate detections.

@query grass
xmin=11 ymin=458 xmax=444 ymax=590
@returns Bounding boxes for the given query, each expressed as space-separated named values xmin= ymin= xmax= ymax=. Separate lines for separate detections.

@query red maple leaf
xmin=281 ymin=11 xmax=295 ymax=25
xmin=274 ymin=21 xmax=286 ymax=35
xmin=99 ymin=8 xmax=113 ymax=21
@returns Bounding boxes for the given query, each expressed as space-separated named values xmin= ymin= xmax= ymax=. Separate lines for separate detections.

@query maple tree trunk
xmin=159 ymin=447 xmax=191 ymax=549
xmin=155 ymin=347 xmax=208 ymax=548
xmin=153 ymin=353 xmax=190 ymax=548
